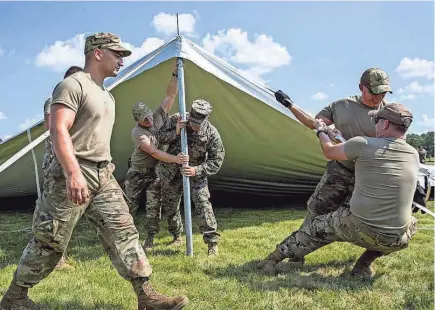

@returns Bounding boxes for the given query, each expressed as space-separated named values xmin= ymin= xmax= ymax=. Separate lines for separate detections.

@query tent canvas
xmin=0 ymin=36 xmax=328 ymax=199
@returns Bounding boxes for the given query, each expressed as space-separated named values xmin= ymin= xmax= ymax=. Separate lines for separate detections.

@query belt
xmin=130 ymin=164 xmax=155 ymax=173
xmin=77 ymin=158 xmax=110 ymax=168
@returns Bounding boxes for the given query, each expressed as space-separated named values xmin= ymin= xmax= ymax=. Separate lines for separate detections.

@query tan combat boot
xmin=207 ymin=242 xmax=218 ymax=256
xmin=136 ymin=281 xmax=188 ymax=310
xmin=257 ymin=247 xmax=288 ymax=274
xmin=143 ymin=235 xmax=154 ymax=253
xmin=350 ymin=250 xmax=383 ymax=278
xmin=167 ymin=235 xmax=183 ymax=247
xmin=0 ymin=275 xmax=38 ymax=310
xmin=55 ymin=254 xmax=74 ymax=271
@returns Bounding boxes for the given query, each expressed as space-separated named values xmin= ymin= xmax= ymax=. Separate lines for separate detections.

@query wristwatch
xmin=316 ymin=129 xmax=328 ymax=138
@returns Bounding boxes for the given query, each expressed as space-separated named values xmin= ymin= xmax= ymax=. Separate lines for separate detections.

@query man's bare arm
xmin=317 ymin=132 xmax=348 ymax=161
xmin=160 ymin=68 xmax=179 ymax=113
xmin=50 ymin=104 xmax=89 ymax=204
xmin=138 ymin=135 xmax=187 ymax=164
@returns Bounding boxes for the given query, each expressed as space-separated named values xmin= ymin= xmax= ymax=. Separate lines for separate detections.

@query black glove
xmin=275 ymin=90 xmax=293 ymax=108
xmin=412 ymin=181 xmax=427 ymax=214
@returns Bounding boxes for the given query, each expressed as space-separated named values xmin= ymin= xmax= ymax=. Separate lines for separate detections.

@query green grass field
xmin=0 ymin=203 xmax=433 ymax=310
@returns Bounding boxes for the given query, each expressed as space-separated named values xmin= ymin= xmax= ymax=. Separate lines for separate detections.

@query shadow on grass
xmin=0 ymin=206 xmax=307 ymax=268
xmin=205 ymin=259 xmax=380 ymax=292
xmin=35 ymin=300 xmax=126 ymax=310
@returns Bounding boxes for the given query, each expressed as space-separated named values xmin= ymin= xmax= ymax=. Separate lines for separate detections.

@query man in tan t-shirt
xmin=124 ymin=65 xmax=189 ymax=252
xmin=258 ymin=103 xmax=419 ymax=278
xmin=41 ymin=65 xmax=83 ymax=271
xmin=1 ymin=32 xmax=188 ymax=310
xmin=274 ymin=68 xmax=391 ymax=262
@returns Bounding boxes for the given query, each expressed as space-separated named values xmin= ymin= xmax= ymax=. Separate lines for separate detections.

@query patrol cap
xmin=189 ymin=99 xmax=212 ymax=126
xmin=132 ymin=102 xmax=153 ymax=122
xmin=368 ymin=103 xmax=413 ymax=129
xmin=84 ymin=32 xmax=131 ymax=57
xmin=360 ymin=68 xmax=393 ymax=95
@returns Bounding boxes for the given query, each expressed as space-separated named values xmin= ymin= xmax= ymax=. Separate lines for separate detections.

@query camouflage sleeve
xmin=195 ymin=128 xmax=225 ymax=178
xmin=158 ymin=114 xmax=179 ymax=145
xmin=317 ymin=101 xmax=334 ymax=121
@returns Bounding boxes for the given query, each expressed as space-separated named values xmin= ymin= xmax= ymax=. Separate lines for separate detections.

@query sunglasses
xmin=375 ymin=116 xmax=387 ymax=124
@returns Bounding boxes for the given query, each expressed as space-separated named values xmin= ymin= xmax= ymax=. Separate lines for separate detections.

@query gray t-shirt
xmin=344 ymin=136 xmax=419 ymax=235
xmin=51 ymin=71 xmax=115 ymax=162
xmin=130 ymin=106 xmax=167 ymax=169
xmin=318 ymin=95 xmax=386 ymax=170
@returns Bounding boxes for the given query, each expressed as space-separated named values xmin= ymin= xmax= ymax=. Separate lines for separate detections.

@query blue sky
xmin=0 ymin=1 xmax=433 ymax=141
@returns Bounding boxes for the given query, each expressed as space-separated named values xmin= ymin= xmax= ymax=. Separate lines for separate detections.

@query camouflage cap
xmin=84 ymin=32 xmax=131 ymax=57
xmin=189 ymin=99 xmax=212 ymax=126
xmin=132 ymin=102 xmax=153 ymax=122
xmin=360 ymin=68 xmax=393 ymax=95
xmin=368 ymin=103 xmax=413 ymax=129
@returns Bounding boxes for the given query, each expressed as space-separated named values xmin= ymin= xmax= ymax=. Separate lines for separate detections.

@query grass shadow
xmin=205 ymin=258 xmax=379 ymax=293
xmin=35 ymin=300 xmax=127 ymax=310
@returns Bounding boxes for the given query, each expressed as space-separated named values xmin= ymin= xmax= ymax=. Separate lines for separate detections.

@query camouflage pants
xmin=162 ymin=175 xmax=219 ymax=244
xmin=306 ymin=160 xmax=355 ymax=218
xmin=124 ymin=167 xmax=157 ymax=216
xmin=14 ymin=157 xmax=152 ymax=288
xmin=277 ymin=207 xmax=417 ymax=260
xmin=124 ymin=167 xmax=181 ymax=236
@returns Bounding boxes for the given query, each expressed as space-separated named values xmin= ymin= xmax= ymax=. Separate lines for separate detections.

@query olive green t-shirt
xmin=130 ymin=106 xmax=167 ymax=169
xmin=318 ymin=95 xmax=386 ymax=170
xmin=44 ymin=97 xmax=52 ymax=115
xmin=343 ymin=136 xmax=419 ymax=235
xmin=51 ymin=71 xmax=115 ymax=162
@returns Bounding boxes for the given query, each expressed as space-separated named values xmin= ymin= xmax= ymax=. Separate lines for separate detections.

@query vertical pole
xmin=177 ymin=57 xmax=193 ymax=256
xmin=27 ymin=128 xmax=41 ymax=198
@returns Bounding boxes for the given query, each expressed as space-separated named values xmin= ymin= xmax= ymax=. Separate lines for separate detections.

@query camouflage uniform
xmin=300 ymin=68 xmax=393 ymax=230
xmin=124 ymin=102 xmax=182 ymax=237
xmin=157 ymin=100 xmax=225 ymax=245
xmin=41 ymin=97 xmax=54 ymax=179
xmin=277 ymin=206 xmax=417 ymax=260
xmin=15 ymin=157 xmax=152 ymax=288
xmin=1 ymin=32 xmax=188 ymax=310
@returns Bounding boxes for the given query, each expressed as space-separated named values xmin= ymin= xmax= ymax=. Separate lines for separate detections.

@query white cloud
xmin=311 ymin=92 xmax=328 ymax=100
xmin=400 ymin=94 xmax=416 ymax=101
xmin=203 ymin=29 xmax=291 ymax=69
xmin=202 ymin=28 xmax=291 ymax=84
xmin=398 ymin=81 xmax=433 ymax=95
xmin=34 ymin=33 xmax=164 ymax=73
xmin=35 ymin=33 xmax=86 ymax=72
xmin=121 ymin=38 xmax=165 ymax=67
xmin=0 ymin=134 xmax=12 ymax=142
xmin=151 ymin=12 xmax=197 ymax=36
xmin=238 ymin=66 xmax=270 ymax=84
xmin=19 ymin=113 xmax=43 ymax=131
xmin=412 ymin=114 xmax=435 ymax=133
xmin=396 ymin=57 xmax=434 ymax=80
xmin=9 ymin=48 xmax=15 ymax=56
xmin=0 ymin=111 xmax=6 ymax=120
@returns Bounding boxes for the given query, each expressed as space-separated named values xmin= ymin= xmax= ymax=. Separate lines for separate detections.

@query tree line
xmin=407 ymin=131 xmax=434 ymax=158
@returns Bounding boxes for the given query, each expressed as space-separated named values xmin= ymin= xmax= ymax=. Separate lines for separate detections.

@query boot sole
xmin=172 ymin=297 xmax=189 ymax=310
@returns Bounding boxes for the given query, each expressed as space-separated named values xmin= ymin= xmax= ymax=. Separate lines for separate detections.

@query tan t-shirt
xmin=130 ymin=106 xmax=167 ymax=169
xmin=51 ymin=71 xmax=115 ymax=162
xmin=318 ymin=95 xmax=386 ymax=170
xmin=343 ymin=136 xmax=419 ymax=235
xmin=44 ymin=97 xmax=52 ymax=115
